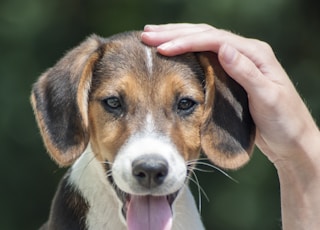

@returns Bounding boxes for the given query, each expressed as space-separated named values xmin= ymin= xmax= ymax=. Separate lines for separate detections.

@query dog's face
xmin=89 ymin=45 xmax=205 ymax=192
xmin=31 ymin=32 xmax=255 ymax=228
xmin=88 ymin=47 xmax=206 ymax=226
xmin=89 ymin=41 xmax=205 ymax=164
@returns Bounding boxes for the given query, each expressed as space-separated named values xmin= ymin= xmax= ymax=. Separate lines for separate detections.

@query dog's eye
xmin=105 ymin=97 xmax=121 ymax=108
xmin=177 ymin=98 xmax=197 ymax=116
xmin=101 ymin=97 xmax=122 ymax=115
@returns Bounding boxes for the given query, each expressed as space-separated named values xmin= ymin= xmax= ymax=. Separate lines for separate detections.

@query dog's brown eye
xmin=177 ymin=98 xmax=197 ymax=116
xmin=102 ymin=97 xmax=123 ymax=115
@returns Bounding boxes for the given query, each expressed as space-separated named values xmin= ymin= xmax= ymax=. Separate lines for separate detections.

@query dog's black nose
xmin=132 ymin=154 xmax=169 ymax=188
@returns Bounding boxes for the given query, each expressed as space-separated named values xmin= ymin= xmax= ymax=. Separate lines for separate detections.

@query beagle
xmin=31 ymin=31 xmax=255 ymax=230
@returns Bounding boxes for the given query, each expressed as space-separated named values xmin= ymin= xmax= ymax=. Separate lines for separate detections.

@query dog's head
xmin=31 ymin=32 xmax=255 ymax=228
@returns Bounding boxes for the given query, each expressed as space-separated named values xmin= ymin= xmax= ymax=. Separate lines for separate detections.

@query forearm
xmin=275 ymin=128 xmax=320 ymax=230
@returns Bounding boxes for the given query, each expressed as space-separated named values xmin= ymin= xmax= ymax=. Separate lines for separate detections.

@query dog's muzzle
xmin=108 ymin=154 xmax=181 ymax=230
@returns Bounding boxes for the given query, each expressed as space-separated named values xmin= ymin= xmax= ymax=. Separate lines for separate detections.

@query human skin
xmin=141 ymin=23 xmax=320 ymax=230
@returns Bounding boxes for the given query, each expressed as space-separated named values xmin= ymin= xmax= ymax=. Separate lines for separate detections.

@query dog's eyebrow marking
xmin=144 ymin=47 xmax=153 ymax=75
xmin=216 ymin=78 xmax=243 ymax=120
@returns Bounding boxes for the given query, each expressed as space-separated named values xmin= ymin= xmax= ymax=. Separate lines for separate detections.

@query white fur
xmin=172 ymin=185 xmax=205 ymax=230
xmin=69 ymin=146 xmax=127 ymax=230
xmin=145 ymin=113 xmax=156 ymax=133
xmin=69 ymin=146 xmax=204 ymax=230
xmin=145 ymin=46 xmax=153 ymax=75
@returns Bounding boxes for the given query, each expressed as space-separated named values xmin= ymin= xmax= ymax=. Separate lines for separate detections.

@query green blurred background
xmin=1 ymin=0 xmax=319 ymax=229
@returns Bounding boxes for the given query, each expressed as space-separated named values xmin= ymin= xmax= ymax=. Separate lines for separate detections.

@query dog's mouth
xmin=108 ymin=176 xmax=179 ymax=230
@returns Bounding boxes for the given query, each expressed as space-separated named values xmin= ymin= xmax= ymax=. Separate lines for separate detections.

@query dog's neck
xmin=68 ymin=146 xmax=205 ymax=230
xmin=69 ymin=146 xmax=127 ymax=229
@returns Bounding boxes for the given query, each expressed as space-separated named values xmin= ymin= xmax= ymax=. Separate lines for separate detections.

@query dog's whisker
xmin=106 ymin=169 xmax=112 ymax=177
xmin=99 ymin=160 xmax=113 ymax=180
xmin=187 ymin=172 xmax=202 ymax=213
xmin=186 ymin=171 xmax=209 ymax=213
xmin=187 ymin=160 xmax=238 ymax=183
xmin=187 ymin=159 xmax=209 ymax=213
xmin=191 ymin=170 xmax=210 ymax=203
xmin=187 ymin=157 xmax=208 ymax=163
xmin=193 ymin=167 xmax=215 ymax=173
xmin=197 ymin=161 xmax=238 ymax=183
xmin=101 ymin=161 xmax=113 ymax=165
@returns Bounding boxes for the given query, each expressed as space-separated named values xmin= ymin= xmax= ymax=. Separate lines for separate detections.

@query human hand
xmin=141 ymin=23 xmax=320 ymax=168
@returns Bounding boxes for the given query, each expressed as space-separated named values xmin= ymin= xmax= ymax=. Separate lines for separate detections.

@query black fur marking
xmin=212 ymin=84 xmax=254 ymax=154
xmin=40 ymin=172 xmax=89 ymax=230
xmin=43 ymin=74 xmax=86 ymax=152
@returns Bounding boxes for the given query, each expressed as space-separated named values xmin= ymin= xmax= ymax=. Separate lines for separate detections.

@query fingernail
xmin=220 ymin=44 xmax=237 ymax=64
xmin=141 ymin=31 xmax=154 ymax=40
xmin=141 ymin=32 xmax=148 ymax=39
xmin=144 ymin=25 xmax=157 ymax=31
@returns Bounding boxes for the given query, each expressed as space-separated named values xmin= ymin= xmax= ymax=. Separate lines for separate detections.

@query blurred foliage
xmin=0 ymin=0 xmax=319 ymax=229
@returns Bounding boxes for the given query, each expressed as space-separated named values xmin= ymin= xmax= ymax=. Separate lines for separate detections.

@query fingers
xmin=144 ymin=23 xmax=210 ymax=31
xmin=144 ymin=23 xmax=212 ymax=33
xmin=149 ymin=31 xmax=220 ymax=56
xmin=142 ymin=23 xmax=273 ymax=90
xmin=142 ymin=24 xmax=215 ymax=55
xmin=218 ymin=43 xmax=270 ymax=93
xmin=142 ymin=24 xmax=219 ymax=55
xmin=142 ymin=23 xmax=278 ymax=71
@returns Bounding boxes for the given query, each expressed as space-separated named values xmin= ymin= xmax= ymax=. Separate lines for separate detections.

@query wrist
xmin=274 ymin=128 xmax=320 ymax=230
xmin=274 ymin=126 xmax=320 ymax=182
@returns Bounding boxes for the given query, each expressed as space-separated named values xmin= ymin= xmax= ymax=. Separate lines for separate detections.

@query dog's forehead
xmin=96 ymin=32 xmax=205 ymax=84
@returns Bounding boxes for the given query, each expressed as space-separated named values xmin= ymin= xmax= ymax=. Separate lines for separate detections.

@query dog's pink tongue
xmin=127 ymin=195 xmax=172 ymax=230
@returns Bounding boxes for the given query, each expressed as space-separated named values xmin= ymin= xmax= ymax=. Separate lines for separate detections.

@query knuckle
xmin=243 ymin=63 xmax=259 ymax=79
xmin=251 ymin=39 xmax=273 ymax=53
xmin=250 ymin=39 xmax=276 ymax=64
xmin=259 ymin=41 xmax=273 ymax=54
xmin=198 ymin=23 xmax=212 ymax=30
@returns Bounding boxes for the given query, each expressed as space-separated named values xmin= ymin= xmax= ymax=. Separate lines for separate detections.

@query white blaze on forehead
xmin=144 ymin=113 xmax=156 ymax=133
xmin=144 ymin=46 xmax=153 ymax=75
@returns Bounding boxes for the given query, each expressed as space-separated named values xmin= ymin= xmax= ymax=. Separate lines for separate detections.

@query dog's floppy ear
xmin=197 ymin=52 xmax=255 ymax=169
xmin=31 ymin=35 xmax=105 ymax=166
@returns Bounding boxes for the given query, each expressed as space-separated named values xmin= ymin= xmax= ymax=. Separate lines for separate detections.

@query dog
xmin=31 ymin=31 xmax=255 ymax=230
